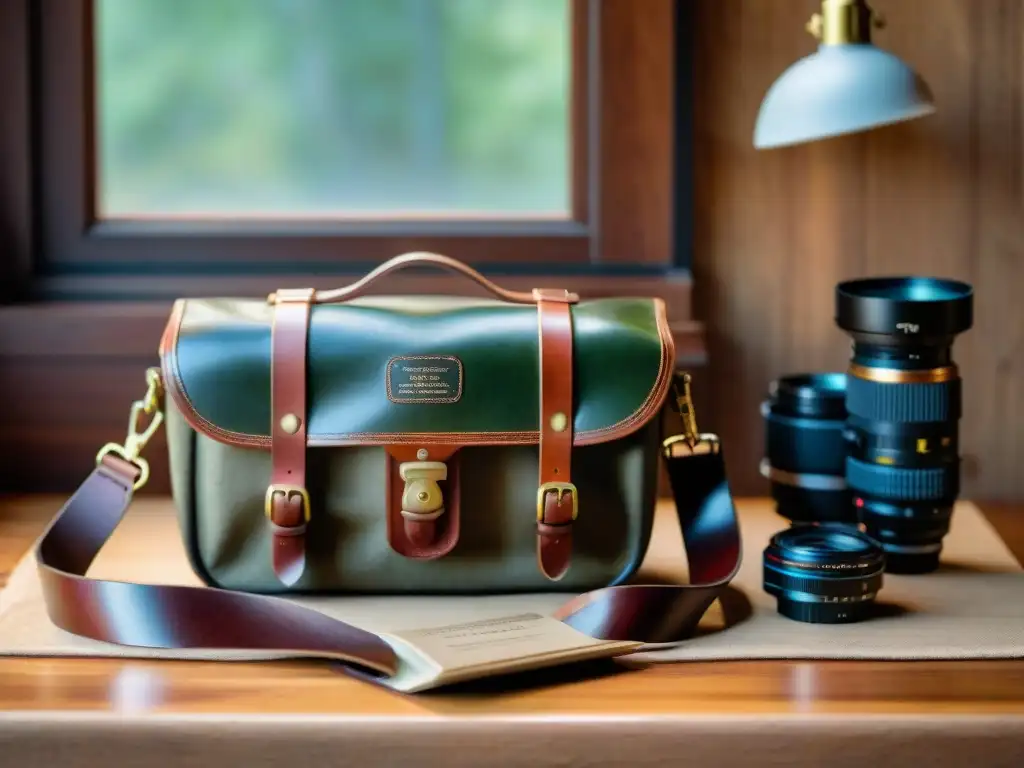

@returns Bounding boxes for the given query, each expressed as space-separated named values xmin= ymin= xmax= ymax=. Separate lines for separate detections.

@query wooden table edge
xmin=1 ymin=711 xmax=1023 ymax=768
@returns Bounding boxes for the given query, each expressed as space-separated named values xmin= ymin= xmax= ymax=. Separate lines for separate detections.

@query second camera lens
xmin=761 ymin=373 xmax=855 ymax=525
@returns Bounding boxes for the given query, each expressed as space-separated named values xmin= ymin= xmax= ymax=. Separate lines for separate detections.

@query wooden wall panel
xmin=691 ymin=0 xmax=1024 ymax=501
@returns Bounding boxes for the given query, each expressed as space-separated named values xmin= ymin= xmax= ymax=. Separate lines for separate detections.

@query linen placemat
xmin=0 ymin=499 xmax=1021 ymax=663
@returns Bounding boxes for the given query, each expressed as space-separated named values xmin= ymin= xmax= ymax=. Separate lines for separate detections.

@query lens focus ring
xmin=846 ymin=457 xmax=959 ymax=501
xmin=846 ymin=374 xmax=961 ymax=423
xmin=761 ymin=374 xmax=853 ymax=525
xmin=764 ymin=411 xmax=847 ymax=475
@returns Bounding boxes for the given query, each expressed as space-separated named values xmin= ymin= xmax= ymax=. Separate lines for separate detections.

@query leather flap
xmin=159 ymin=294 xmax=674 ymax=449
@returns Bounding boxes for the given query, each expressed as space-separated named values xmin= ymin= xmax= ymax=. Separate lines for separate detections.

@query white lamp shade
xmin=754 ymin=44 xmax=935 ymax=150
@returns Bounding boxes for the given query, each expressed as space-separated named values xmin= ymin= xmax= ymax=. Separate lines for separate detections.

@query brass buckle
xmin=96 ymin=367 xmax=165 ymax=491
xmin=537 ymin=482 xmax=578 ymax=523
xmin=264 ymin=484 xmax=312 ymax=523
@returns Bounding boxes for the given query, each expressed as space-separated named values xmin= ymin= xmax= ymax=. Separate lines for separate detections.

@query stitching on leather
xmin=162 ymin=301 xmax=268 ymax=448
xmin=575 ymin=297 xmax=675 ymax=444
xmin=161 ymin=298 xmax=675 ymax=450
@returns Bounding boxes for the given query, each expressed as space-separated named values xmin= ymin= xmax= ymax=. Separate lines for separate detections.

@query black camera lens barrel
xmin=763 ymin=373 xmax=848 ymax=473
xmin=836 ymin=276 xmax=973 ymax=574
xmin=763 ymin=525 xmax=886 ymax=624
xmin=761 ymin=373 xmax=854 ymax=525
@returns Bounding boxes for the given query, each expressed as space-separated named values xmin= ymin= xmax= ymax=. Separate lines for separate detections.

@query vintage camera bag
xmin=33 ymin=253 xmax=742 ymax=671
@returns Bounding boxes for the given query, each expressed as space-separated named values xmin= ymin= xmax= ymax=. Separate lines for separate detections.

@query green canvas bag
xmin=32 ymin=252 xmax=742 ymax=670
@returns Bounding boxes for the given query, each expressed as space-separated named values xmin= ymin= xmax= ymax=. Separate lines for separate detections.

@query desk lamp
xmin=754 ymin=0 xmax=935 ymax=149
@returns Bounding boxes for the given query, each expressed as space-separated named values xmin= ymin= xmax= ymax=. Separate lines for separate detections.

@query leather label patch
xmin=387 ymin=356 xmax=463 ymax=404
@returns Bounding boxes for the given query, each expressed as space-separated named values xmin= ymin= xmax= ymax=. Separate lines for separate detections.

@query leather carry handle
xmin=29 ymin=372 xmax=742 ymax=682
xmin=283 ymin=252 xmax=579 ymax=306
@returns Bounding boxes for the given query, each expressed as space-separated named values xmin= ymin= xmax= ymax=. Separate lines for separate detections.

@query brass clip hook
xmin=662 ymin=372 xmax=721 ymax=458
xmin=96 ymin=367 xmax=166 ymax=490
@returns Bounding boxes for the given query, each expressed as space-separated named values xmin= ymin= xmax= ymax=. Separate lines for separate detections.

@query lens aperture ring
xmin=846 ymin=456 xmax=959 ymax=501
xmin=763 ymin=560 xmax=883 ymax=599
xmin=846 ymin=370 xmax=961 ymax=423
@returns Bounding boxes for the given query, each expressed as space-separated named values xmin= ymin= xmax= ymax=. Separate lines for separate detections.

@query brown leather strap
xmin=556 ymin=448 xmax=741 ymax=640
xmin=31 ymin=420 xmax=739 ymax=662
xmin=30 ymin=403 xmax=741 ymax=675
xmin=267 ymin=288 xmax=314 ymax=587
xmin=35 ymin=455 xmax=399 ymax=677
xmin=534 ymin=289 xmax=578 ymax=581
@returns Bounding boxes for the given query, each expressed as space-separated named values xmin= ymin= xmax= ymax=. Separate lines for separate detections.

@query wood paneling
xmin=691 ymin=0 xmax=1024 ymax=501
xmin=598 ymin=0 xmax=675 ymax=264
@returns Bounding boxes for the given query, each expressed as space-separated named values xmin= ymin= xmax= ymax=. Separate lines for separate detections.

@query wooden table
xmin=1 ymin=497 xmax=1022 ymax=767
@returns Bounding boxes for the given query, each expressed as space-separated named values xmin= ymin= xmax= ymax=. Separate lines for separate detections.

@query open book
xmin=366 ymin=612 xmax=643 ymax=693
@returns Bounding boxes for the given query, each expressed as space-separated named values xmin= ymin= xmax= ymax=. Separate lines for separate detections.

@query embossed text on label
xmin=387 ymin=356 xmax=463 ymax=404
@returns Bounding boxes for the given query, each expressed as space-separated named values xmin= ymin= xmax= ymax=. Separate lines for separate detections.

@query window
xmin=9 ymin=0 xmax=681 ymax=294
xmin=95 ymin=0 xmax=572 ymax=221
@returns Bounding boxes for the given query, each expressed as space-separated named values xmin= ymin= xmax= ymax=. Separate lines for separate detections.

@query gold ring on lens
xmin=847 ymin=364 xmax=959 ymax=384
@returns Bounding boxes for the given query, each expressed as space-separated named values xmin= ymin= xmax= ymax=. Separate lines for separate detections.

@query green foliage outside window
xmin=96 ymin=0 xmax=570 ymax=216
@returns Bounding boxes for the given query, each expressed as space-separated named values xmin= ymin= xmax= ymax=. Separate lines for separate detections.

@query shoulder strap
xmin=31 ymin=371 xmax=741 ymax=679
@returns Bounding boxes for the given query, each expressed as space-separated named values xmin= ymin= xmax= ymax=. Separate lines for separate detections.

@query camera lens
xmin=763 ymin=525 xmax=885 ymax=624
xmin=760 ymin=373 xmax=854 ymax=524
xmin=836 ymin=276 xmax=973 ymax=574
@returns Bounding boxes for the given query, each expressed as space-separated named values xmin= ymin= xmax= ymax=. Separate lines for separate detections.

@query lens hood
xmin=835 ymin=277 xmax=973 ymax=344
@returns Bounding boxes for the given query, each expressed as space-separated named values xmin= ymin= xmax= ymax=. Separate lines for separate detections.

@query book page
xmin=377 ymin=613 xmax=641 ymax=693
